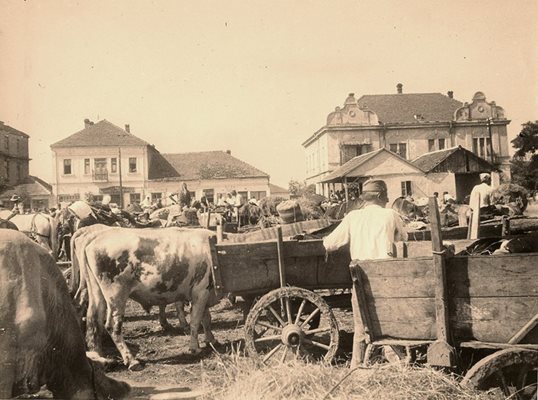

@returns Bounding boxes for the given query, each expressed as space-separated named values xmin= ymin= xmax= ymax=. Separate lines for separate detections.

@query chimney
xmin=447 ymin=91 xmax=454 ymax=99
xmin=226 ymin=149 xmax=231 ymax=155
xmin=84 ymin=118 xmax=92 ymax=128
xmin=396 ymin=83 xmax=403 ymax=94
xmin=125 ymin=124 xmax=130 ymax=133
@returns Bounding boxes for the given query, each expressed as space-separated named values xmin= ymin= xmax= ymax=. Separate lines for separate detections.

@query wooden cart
xmin=209 ymin=199 xmax=538 ymax=397
xmin=350 ymin=200 xmax=538 ymax=398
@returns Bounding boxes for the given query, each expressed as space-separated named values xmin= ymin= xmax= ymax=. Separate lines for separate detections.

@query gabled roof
xmin=0 ymin=121 xmax=30 ymax=138
xmin=411 ymin=146 xmax=495 ymax=173
xmin=269 ymin=183 xmax=288 ymax=194
xmin=0 ymin=176 xmax=52 ymax=199
xmin=321 ymin=148 xmax=423 ymax=183
xmin=357 ymin=93 xmax=463 ymax=124
xmin=51 ymin=120 xmax=149 ymax=148
xmin=152 ymin=151 xmax=269 ymax=181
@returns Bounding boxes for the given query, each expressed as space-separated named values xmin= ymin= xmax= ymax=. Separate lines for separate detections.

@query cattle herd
xmin=0 ymin=216 xmax=222 ymax=399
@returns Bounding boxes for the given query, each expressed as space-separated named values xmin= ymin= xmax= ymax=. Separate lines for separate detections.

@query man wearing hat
xmin=7 ymin=194 xmax=25 ymax=220
xmin=323 ymin=179 xmax=407 ymax=367
xmin=469 ymin=173 xmax=493 ymax=211
xmin=323 ymin=179 xmax=407 ymax=260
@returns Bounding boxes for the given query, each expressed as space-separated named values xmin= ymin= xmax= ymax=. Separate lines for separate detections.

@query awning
xmin=100 ymin=186 xmax=136 ymax=194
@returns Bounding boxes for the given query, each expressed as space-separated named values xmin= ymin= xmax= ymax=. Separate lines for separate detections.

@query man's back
xmin=323 ymin=204 xmax=407 ymax=260
xmin=470 ymin=183 xmax=493 ymax=208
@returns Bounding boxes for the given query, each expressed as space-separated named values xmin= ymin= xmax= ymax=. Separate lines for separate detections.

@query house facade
xmin=303 ymin=85 xmax=510 ymax=194
xmin=0 ymin=121 xmax=30 ymax=187
xmin=50 ymin=119 xmax=271 ymax=206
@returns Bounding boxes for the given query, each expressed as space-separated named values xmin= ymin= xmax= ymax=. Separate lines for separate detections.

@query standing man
xmin=469 ymin=173 xmax=493 ymax=211
xmin=323 ymin=179 xmax=407 ymax=367
xmin=7 ymin=194 xmax=25 ymax=220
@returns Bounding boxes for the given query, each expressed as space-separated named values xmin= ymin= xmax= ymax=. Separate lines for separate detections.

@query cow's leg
xmin=105 ymin=296 xmax=142 ymax=371
xmin=201 ymin=306 xmax=216 ymax=346
xmin=158 ymin=305 xmax=174 ymax=331
xmin=188 ymin=292 xmax=210 ymax=354
xmin=85 ymin=288 xmax=106 ymax=356
xmin=174 ymin=301 xmax=189 ymax=333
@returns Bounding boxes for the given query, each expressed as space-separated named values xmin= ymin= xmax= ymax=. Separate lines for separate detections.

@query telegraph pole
xmin=487 ymin=118 xmax=495 ymax=163
xmin=118 ymin=147 xmax=124 ymax=209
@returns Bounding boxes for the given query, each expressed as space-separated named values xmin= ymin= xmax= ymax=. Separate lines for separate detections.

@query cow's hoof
xmin=128 ymin=360 xmax=144 ymax=371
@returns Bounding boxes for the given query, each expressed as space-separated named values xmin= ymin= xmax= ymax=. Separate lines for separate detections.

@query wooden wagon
xmin=209 ymin=199 xmax=538 ymax=398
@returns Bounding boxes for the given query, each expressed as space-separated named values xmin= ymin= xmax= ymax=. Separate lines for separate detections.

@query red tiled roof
xmin=50 ymin=120 xmax=149 ymax=148
xmin=357 ymin=93 xmax=463 ymax=124
xmin=153 ymin=151 xmax=269 ymax=181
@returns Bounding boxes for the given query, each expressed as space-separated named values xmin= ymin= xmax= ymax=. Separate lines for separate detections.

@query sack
xmin=276 ymin=200 xmax=304 ymax=224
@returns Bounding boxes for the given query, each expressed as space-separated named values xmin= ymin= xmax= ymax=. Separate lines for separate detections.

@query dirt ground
xmin=105 ymin=295 xmax=355 ymax=399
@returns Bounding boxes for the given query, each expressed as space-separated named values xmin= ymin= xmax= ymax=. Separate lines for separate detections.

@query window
xmin=84 ymin=159 xmax=90 ymax=175
xmin=428 ymin=139 xmax=435 ymax=152
xmin=93 ymin=158 xmax=107 ymax=180
xmin=4 ymin=135 xmax=8 ymax=151
xmin=202 ymin=189 xmax=214 ymax=204
xmin=438 ymin=138 xmax=446 ymax=150
xmin=472 ymin=137 xmax=491 ymax=159
xmin=58 ymin=193 xmax=80 ymax=202
xmin=390 ymin=143 xmax=407 ymax=159
xmin=16 ymin=163 xmax=21 ymax=181
xmin=16 ymin=139 xmax=20 ymax=153
xmin=129 ymin=157 xmax=137 ymax=173
xmin=151 ymin=192 xmax=162 ymax=202
xmin=130 ymin=193 xmax=141 ymax=204
xmin=342 ymin=144 xmax=372 ymax=164
xmin=250 ymin=191 xmax=267 ymax=201
xmin=4 ymin=160 xmax=9 ymax=178
xmin=401 ymin=181 xmax=412 ymax=197
xmin=63 ymin=159 xmax=72 ymax=175
xmin=111 ymin=158 xmax=117 ymax=173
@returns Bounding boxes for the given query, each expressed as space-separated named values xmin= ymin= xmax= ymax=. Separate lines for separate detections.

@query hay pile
xmin=199 ymin=355 xmax=500 ymax=400
xmin=491 ymin=183 xmax=529 ymax=212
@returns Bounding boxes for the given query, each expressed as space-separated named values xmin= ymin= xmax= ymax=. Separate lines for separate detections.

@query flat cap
xmin=362 ymin=179 xmax=387 ymax=192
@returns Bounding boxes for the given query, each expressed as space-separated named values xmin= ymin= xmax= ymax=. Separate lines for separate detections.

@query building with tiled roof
xmin=303 ymin=84 xmax=510 ymax=196
xmin=51 ymin=119 xmax=271 ymax=206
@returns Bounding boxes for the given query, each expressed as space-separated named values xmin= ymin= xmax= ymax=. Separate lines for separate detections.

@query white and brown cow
xmin=0 ymin=230 xmax=130 ymax=399
xmin=76 ymin=227 xmax=217 ymax=370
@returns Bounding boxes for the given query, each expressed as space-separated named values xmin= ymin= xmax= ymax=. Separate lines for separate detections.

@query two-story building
xmin=50 ymin=119 xmax=273 ymax=206
xmin=0 ymin=121 xmax=30 ymax=187
xmin=303 ymin=84 xmax=511 ymax=199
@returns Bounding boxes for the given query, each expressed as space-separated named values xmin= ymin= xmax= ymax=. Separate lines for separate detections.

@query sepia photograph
xmin=1 ymin=0 xmax=537 ymax=398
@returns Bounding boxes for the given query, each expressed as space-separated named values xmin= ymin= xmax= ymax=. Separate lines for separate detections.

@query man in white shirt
xmin=323 ymin=179 xmax=407 ymax=367
xmin=323 ymin=180 xmax=407 ymax=260
xmin=469 ymin=173 xmax=493 ymax=210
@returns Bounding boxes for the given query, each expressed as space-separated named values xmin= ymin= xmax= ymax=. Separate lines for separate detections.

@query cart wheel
xmin=244 ymin=287 xmax=339 ymax=364
xmin=462 ymin=348 xmax=538 ymax=399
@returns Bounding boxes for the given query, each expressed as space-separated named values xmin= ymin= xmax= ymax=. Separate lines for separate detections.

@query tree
xmin=511 ymin=121 xmax=538 ymax=192
xmin=288 ymin=179 xmax=316 ymax=198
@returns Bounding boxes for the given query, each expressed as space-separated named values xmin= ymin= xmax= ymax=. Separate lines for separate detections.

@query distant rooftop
xmin=0 ymin=121 xmax=30 ymax=138
xmin=51 ymin=120 xmax=149 ymax=148
xmin=153 ymin=151 xmax=269 ymax=181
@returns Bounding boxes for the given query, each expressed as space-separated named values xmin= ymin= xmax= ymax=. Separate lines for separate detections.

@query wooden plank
xmin=276 ymin=227 xmax=286 ymax=288
xmin=223 ymin=219 xmax=332 ymax=243
xmin=469 ymin=192 xmax=481 ymax=239
xmin=447 ymin=254 xmax=538 ymax=297
xmin=508 ymin=312 xmax=538 ymax=344
xmin=450 ymin=296 xmax=538 ymax=342
xmin=459 ymin=341 xmax=538 ymax=350
xmin=217 ymin=239 xmax=327 ymax=258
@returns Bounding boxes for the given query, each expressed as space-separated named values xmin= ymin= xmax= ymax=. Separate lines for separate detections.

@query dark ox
xmin=0 ymin=230 xmax=130 ymax=399
xmin=74 ymin=227 xmax=217 ymax=371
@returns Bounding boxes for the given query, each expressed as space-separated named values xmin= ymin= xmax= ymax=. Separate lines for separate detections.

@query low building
xmin=320 ymin=146 xmax=495 ymax=202
xmin=0 ymin=176 xmax=54 ymax=211
xmin=303 ymin=85 xmax=510 ymax=193
xmin=50 ymin=119 xmax=271 ymax=206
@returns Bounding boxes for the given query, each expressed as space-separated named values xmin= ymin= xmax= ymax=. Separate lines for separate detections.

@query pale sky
xmin=1 ymin=0 xmax=537 ymax=187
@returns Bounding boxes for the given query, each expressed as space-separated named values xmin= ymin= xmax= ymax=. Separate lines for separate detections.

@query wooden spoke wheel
xmin=462 ymin=348 xmax=538 ymax=400
xmin=244 ymin=287 xmax=339 ymax=364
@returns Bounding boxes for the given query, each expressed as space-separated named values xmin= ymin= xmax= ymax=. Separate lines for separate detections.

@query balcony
xmin=92 ymin=170 xmax=109 ymax=182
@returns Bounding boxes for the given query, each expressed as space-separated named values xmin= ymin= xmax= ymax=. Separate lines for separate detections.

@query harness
xmin=20 ymin=213 xmax=51 ymax=243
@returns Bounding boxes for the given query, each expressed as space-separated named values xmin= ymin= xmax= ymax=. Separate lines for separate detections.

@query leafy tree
xmin=511 ymin=121 xmax=538 ymax=192
xmin=288 ymin=180 xmax=316 ymax=198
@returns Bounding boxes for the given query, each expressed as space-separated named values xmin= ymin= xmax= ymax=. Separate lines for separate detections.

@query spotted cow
xmin=0 ymin=230 xmax=130 ymax=399
xmin=76 ymin=227 xmax=217 ymax=370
